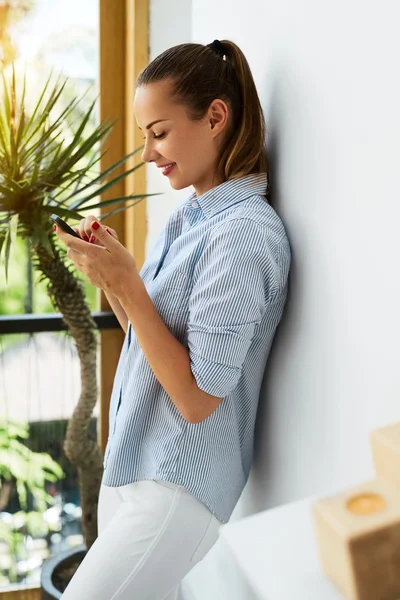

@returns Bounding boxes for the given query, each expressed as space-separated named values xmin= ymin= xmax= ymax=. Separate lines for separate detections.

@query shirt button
xmin=191 ymin=201 xmax=199 ymax=208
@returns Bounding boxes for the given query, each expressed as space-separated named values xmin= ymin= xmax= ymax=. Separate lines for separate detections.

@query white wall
xmin=147 ymin=1 xmax=400 ymax=598
xmin=146 ymin=0 xmax=192 ymax=254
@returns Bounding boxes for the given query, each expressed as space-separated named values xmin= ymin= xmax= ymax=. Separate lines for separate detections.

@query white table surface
xmin=218 ymin=497 xmax=344 ymax=600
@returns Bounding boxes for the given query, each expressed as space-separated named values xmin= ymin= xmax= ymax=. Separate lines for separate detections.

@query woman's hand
xmin=73 ymin=214 xmax=119 ymax=246
xmin=54 ymin=217 xmax=141 ymax=301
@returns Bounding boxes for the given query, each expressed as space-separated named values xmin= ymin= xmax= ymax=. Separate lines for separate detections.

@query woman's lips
xmin=160 ymin=162 xmax=176 ymax=176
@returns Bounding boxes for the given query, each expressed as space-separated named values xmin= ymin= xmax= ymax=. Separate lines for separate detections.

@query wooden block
xmin=313 ymin=478 xmax=400 ymax=600
xmin=370 ymin=422 xmax=400 ymax=484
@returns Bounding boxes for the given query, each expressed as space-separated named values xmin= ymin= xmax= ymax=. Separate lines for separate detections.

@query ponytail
xmin=218 ymin=40 xmax=268 ymax=183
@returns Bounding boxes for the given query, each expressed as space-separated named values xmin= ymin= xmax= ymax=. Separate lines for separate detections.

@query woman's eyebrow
xmin=137 ymin=119 xmax=168 ymax=131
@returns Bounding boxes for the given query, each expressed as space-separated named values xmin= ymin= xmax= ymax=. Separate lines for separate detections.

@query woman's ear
xmin=208 ymin=99 xmax=229 ymax=137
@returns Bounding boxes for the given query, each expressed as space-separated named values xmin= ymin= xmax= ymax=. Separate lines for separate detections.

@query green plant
xmin=0 ymin=419 xmax=64 ymax=510
xmin=0 ymin=419 xmax=64 ymax=583
xmin=0 ymin=67 xmax=156 ymax=549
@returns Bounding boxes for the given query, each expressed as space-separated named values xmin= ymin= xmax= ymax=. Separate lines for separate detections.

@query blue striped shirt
xmin=102 ymin=173 xmax=291 ymax=523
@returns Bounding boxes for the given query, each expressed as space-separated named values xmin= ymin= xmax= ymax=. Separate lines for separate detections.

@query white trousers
xmin=61 ymin=478 xmax=221 ymax=599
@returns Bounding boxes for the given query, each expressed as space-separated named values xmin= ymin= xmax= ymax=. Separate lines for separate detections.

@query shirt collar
xmin=184 ymin=173 xmax=268 ymax=220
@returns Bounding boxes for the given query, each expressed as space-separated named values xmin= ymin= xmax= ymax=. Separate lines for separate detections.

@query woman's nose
xmin=141 ymin=142 xmax=158 ymax=163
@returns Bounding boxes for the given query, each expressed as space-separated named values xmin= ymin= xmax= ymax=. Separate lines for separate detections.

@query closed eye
xmin=142 ymin=132 xmax=167 ymax=140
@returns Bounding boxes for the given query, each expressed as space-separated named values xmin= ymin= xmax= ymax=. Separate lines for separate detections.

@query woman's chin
xmin=167 ymin=176 xmax=189 ymax=191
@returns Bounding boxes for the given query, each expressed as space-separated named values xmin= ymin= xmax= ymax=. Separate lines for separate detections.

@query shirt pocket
xmin=153 ymin=268 xmax=189 ymax=290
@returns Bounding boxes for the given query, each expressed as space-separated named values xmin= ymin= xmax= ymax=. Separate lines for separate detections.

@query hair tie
xmin=207 ymin=39 xmax=226 ymax=58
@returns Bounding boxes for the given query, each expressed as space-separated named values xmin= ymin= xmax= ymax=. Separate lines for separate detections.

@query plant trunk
xmin=35 ymin=240 xmax=103 ymax=550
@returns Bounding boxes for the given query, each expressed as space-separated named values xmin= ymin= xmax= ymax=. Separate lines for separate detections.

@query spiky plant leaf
xmin=0 ymin=67 xmax=155 ymax=280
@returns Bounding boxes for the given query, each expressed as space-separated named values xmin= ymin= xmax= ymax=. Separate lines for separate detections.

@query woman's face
xmin=134 ymin=80 xmax=228 ymax=196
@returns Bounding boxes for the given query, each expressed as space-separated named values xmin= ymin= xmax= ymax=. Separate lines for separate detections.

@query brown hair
xmin=137 ymin=40 xmax=269 ymax=191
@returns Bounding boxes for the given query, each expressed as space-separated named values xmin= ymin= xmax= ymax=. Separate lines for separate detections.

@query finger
xmin=84 ymin=215 xmax=99 ymax=239
xmin=89 ymin=220 xmax=120 ymax=251
xmin=72 ymin=226 xmax=83 ymax=238
xmin=89 ymin=235 xmax=105 ymax=247
xmin=77 ymin=219 xmax=89 ymax=241
xmin=77 ymin=216 xmax=96 ymax=240
xmin=105 ymin=227 xmax=119 ymax=241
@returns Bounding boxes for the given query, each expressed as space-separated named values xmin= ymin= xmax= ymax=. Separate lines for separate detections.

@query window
xmin=0 ymin=0 xmax=100 ymax=590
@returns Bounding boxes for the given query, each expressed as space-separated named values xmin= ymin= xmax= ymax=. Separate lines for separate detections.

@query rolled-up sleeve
xmin=187 ymin=218 xmax=280 ymax=398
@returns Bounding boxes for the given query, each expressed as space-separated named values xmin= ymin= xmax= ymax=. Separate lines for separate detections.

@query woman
xmin=56 ymin=39 xmax=291 ymax=600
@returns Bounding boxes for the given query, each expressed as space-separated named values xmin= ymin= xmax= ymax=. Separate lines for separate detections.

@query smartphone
xmin=50 ymin=214 xmax=81 ymax=239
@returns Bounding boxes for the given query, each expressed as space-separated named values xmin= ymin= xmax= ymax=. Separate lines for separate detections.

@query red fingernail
xmin=53 ymin=224 xmax=56 ymax=231
xmin=89 ymin=235 xmax=95 ymax=243
xmin=83 ymin=235 xmax=89 ymax=242
xmin=92 ymin=221 xmax=100 ymax=230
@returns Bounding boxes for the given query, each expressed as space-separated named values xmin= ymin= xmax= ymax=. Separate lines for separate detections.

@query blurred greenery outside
xmin=0 ymin=0 xmax=100 ymax=587
xmin=0 ymin=236 xmax=98 ymax=353
xmin=0 ymin=419 xmax=65 ymax=584
xmin=0 ymin=0 xmax=100 ymax=354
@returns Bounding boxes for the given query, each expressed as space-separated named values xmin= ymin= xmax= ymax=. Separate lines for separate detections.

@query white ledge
xmin=218 ymin=497 xmax=344 ymax=600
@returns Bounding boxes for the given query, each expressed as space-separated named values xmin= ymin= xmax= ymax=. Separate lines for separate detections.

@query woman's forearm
xmin=116 ymin=273 xmax=223 ymax=424
xmin=104 ymin=290 xmax=128 ymax=333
